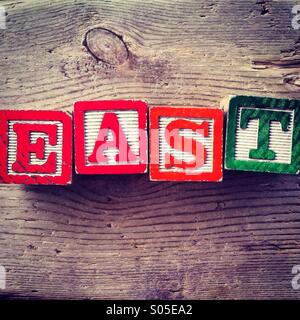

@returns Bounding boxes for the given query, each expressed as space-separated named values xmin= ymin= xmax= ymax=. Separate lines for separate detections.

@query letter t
xmin=240 ymin=108 xmax=291 ymax=161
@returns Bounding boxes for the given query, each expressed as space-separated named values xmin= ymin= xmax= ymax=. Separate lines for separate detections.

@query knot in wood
xmin=84 ymin=28 xmax=129 ymax=65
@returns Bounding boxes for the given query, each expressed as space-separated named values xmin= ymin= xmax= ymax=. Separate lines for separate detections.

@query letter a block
xmin=224 ymin=95 xmax=300 ymax=174
xmin=74 ymin=100 xmax=148 ymax=174
xmin=150 ymin=107 xmax=223 ymax=181
xmin=0 ymin=110 xmax=72 ymax=185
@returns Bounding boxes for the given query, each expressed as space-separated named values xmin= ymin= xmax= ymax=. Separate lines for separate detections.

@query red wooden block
xmin=0 ymin=110 xmax=72 ymax=185
xmin=150 ymin=106 xmax=223 ymax=181
xmin=74 ymin=100 xmax=148 ymax=174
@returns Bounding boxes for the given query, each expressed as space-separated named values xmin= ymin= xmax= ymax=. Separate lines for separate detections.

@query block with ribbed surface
xmin=0 ymin=110 xmax=72 ymax=185
xmin=74 ymin=100 xmax=148 ymax=175
xmin=224 ymin=95 xmax=300 ymax=174
xmin=150 ymin=106 xmax=223 ymax=181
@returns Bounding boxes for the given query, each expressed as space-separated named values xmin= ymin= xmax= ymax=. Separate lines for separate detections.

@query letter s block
xmin=74 ymin=101 xmax=148 ymax=174
xmin=224 ymin=95 xmax=300 ymax=174
xmin=150 ymin=107 xmax=223 ymax=181
xmin=0 ymin=110 xmax=72 ymax=185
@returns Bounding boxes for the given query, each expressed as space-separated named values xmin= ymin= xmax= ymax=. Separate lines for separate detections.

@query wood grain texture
xmin=0 ymin=0 xmax=300 ymax=299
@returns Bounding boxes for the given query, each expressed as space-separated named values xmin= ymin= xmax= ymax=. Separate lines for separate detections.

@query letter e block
xmin=150 ymin=107 xmax=223 ymax=181
xmin=74 ymin=100 xmax=148 ymax=174
xmin=224 ymin=95 xmax=300 ymax=174
xmin=0 ymin=110 xmax=72 ymax=185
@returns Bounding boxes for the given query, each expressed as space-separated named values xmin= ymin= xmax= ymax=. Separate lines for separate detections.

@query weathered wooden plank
xmin=0 ymin=0 xmax=300 ymax=299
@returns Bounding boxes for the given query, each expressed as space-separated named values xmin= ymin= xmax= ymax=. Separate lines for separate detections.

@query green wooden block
xmin=223 ymin=95 xmax=300 ymax=174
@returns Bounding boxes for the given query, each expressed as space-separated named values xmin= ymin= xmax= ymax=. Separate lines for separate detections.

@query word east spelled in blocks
xmin=150 ymin=107 xmax=223 ymax=181
xmin=0 ymin=110 xmax=72 ymax=185
xmin=74 ymin=100 xmax=148 ymax=174
xmin=224 ymin=95 xmax=300 ymax=174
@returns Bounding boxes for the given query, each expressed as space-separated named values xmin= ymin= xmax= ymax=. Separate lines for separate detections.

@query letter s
xmin=164 ymin=119 xmax=208 ymax=170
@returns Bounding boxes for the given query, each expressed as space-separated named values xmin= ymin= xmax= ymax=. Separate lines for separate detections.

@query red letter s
xmin=164 ymin=119 xmax=208 ymax=170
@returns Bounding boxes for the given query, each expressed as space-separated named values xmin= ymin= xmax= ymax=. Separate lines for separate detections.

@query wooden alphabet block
xmin=0 ymin=110 xmax=72 ymax=185
xmin=74 ymin=100 xmax=148 ymax=174
xmin=224 ymin=95 xmax=300 ymax=174
xmin=150 ymin=106 xmax=223 ymax=181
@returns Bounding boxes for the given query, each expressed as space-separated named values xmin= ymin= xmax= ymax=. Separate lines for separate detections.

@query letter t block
xmin=224 ymin=95 xmax=300 ymax=174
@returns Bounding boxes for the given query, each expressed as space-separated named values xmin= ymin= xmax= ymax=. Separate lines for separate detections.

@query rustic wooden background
xmin=0 ymin=0 xmax=300 ymax=299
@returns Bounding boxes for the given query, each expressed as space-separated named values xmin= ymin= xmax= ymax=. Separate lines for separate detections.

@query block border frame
xmin=74 ymin=100 xmax=148 ymax=175
xmin=224 ymin=95 xmax=300 ymax=174
xmin=0 ymin=110 xmax=73 ymax=185
xmin=149 ymin=106 xmax=223 ymax=182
